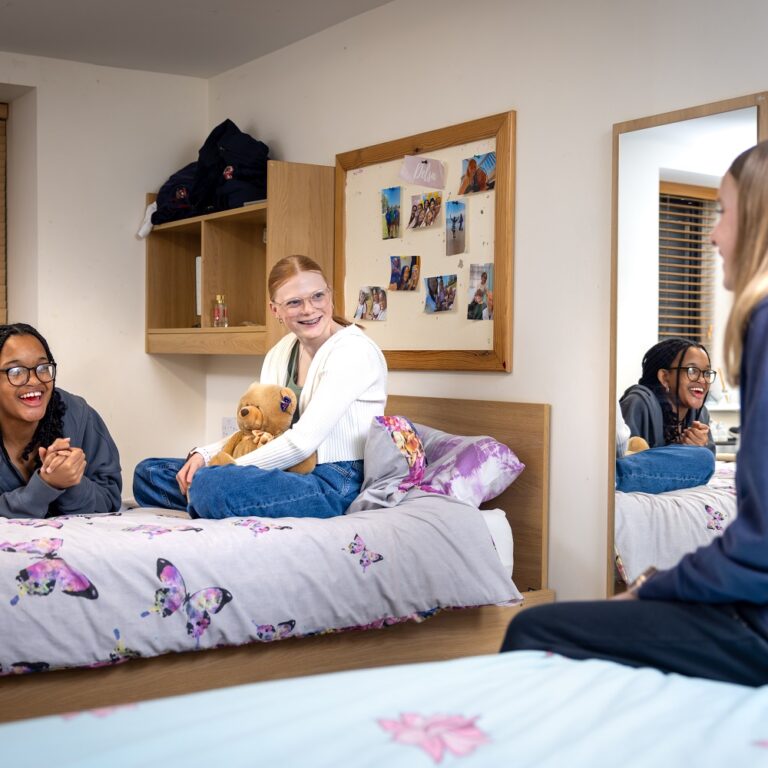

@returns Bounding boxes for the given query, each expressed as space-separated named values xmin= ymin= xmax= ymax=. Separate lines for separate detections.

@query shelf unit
xmin=145 ymin=160 xmax=334 ymax=355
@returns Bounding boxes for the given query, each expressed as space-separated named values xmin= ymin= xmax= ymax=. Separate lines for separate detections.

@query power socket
xmin=221 ymin=416 xmax=237 ymax=437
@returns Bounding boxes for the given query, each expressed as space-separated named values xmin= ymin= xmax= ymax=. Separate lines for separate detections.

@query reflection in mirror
xmin=610 ymin=95 xmax=767 ymax=594
xmin=617 ymin=107 xmax=756 ymax=437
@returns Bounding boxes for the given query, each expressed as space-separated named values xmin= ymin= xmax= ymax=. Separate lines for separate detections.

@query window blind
xmin=658 ymin=181 xmax=717 ymax=343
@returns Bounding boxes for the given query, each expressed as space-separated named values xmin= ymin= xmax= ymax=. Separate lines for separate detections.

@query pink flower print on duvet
xmin=378 ymin=712 xmax=490 ymax=763
xmin=705 ymin=504 xmax=728 ymax=532
xmin=1 ymin=538 xmax=98 ymax=604
xmin=346 ymin=534 xmax=384 ymax=573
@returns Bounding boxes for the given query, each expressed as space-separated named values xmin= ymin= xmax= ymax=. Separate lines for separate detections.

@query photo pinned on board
xmin=458 ymin=152 xmax=496 ymax=195
xmin=424 ymin=274 xmax=457 ymax=313
xmin=467 ymin=263 xmax=493 ymax=321
xmin=445 ymin=200 xmax=466 ymax=256
xmin=407 ymin=191 xmax=442 ymax=229
xmin=353 ymin=286 xmax=388 ymax=321
xmin=389 ymin=255 xmax=421 ymax=291
xmin=381 ymin=187 xmax=401 ymax=240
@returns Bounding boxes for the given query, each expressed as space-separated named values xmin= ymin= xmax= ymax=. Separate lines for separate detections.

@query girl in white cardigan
xmin=133 ymin=255 xmax=387 ymax=518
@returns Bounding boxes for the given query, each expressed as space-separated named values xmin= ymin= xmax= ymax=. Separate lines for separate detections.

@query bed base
xmin=0 ymin=591 xmax=553 ymax=722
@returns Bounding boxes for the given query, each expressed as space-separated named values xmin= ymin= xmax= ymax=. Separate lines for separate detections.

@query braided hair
xmin=638 ymin=337 xmax=711 ymax=445
xmin=0 ymin=324 xmax=66 ymax=466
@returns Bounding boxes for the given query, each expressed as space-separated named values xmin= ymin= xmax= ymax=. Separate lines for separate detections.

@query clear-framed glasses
xmin=273 ymin=287 xmax=331 ymax=316
xmin=0 ymin=362 xmax=57 ymax=387
xmin=672 ymin=365 xmax=717 ymax=384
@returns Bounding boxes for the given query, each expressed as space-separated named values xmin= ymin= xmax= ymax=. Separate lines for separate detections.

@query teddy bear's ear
xmin=278 ymin=387 xmax=296 ymax=414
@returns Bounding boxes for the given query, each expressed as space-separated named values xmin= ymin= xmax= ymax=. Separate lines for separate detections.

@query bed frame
xmin=0 ymin=396 xmax=552 ymax=722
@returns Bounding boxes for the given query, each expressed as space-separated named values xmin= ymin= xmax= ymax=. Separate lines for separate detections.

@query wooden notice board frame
xmin=334 ymin=111 xmax=516 ymax=372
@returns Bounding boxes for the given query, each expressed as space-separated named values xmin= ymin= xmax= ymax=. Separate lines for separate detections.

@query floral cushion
xmin=346 ymin=416 xmax=524 ymax=513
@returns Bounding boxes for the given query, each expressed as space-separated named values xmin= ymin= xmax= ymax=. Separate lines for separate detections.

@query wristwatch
xmin=628 ymin=566 xmax=657 ymax=592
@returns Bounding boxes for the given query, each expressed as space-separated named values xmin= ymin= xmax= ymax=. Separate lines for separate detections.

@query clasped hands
xmin=680 ymin=420 xmax=710 ymax=447
xmin=38 ymin=437 xmax=86 ymax=489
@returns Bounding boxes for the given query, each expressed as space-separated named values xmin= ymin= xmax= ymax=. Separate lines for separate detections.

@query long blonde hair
xmin=268 ymin=255 xmax=350 ymax=327
xmin=723 ymin=141 xmax=768 ymax=384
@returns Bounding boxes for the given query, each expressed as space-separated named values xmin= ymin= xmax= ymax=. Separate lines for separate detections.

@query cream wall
xmin=204 ymin=0 xmax=768 ymax=601
xmin=0 ymin=52 xmax=210 ymax=486
xmin=1 ymin=0 xmax=767 ymax=601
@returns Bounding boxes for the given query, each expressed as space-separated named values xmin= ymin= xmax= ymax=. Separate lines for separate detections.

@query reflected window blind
xmin=0 ymin=103 xmax=6 ymax=323
xmin=658 ymin=181 xmax=717 ymax=344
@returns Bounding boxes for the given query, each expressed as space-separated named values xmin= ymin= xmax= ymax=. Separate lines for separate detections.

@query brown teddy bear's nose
xmin=240 ymin=407 xmax=250 ymax=417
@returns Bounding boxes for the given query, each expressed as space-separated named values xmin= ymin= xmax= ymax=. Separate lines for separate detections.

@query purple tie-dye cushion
xmin=416 ymin=424 xmax=525 ymax=506
xmin=346 ymin=417 xmax=524 ymax=514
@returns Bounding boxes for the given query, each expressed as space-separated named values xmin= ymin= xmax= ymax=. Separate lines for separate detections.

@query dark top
xmin=0 ymin=389 xmax=122 ymax=518
xmin=640 ymin=297 xmax=768 ymax=634
xmin=285 ymin=342 xmax=303 ymax=426
xmin=620 ymin=383 xmax=716 ymax=456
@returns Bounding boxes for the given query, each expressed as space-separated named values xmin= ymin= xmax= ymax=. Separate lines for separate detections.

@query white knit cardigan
xmin=197 ymin=325 xmax=387 ymax=470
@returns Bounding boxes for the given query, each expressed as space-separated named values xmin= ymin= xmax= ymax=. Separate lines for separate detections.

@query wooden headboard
xmin=386 ymin=395 xmax=550 ymax=592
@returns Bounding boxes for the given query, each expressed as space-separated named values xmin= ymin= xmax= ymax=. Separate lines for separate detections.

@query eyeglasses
xmin=0 ymin=362 xmax=57 ymax=387
xmin=670 ymin=365 xmax=717 ymax=384
xmin=272 ymin=288 xmax=331 ymax=316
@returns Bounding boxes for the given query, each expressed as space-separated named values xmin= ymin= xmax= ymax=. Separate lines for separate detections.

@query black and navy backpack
xmin=151 ymin=162 xmax=198 ymax=225
xmin=190 ymin=119 xmax=270 ymax=214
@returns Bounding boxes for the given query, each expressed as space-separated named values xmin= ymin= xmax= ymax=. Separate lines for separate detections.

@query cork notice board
xmin=334 ymin=111 xmax=516 ymax=372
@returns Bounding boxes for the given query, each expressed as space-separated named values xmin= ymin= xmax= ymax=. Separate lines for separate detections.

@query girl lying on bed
xmin=133 ymin=255 xmax=388 ymax=520
xmin=614 ymin=400 xmax=714 ymax=494
xmin=503 ymin=141 xmax=768 ymax=687
xmin=0 ymin=323 xmax=122 ymax=519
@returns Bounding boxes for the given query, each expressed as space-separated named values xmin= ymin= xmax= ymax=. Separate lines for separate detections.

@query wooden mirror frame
xmin=607 ymin=92 xmax=768 ymax=594
xmin=334 ymin=111 xmax=516 ymax=371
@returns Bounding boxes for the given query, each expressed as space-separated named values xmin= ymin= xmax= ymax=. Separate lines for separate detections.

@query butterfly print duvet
xmin=0 ymin=498 xmax=519 ymax=676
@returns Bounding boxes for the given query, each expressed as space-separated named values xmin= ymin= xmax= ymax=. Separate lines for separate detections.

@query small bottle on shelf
xmin=212 ymin=294 xmax=229 ymax=328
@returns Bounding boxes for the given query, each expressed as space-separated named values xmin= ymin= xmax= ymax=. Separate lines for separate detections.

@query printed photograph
xmin=466 ymin=263 xmax=494 ymax=320
xmin=407 ymin=191 xmax=442 ymax=229
xmin=458 ymin=152 xmax=496 ymax=195
xmin=445 ymin=200 xmax=466 ymax=256
xmin=381 ymin=187 xmax=401 ymax=240
xmin=388 ymin=255 xmax=421 ymax=291
xmin=353 ymin=286 xmax=387 ymax=321
xmin=424 ymin=274 xmax=458 ymax=314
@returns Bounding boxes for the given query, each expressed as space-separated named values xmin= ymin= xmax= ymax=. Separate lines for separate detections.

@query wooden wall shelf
xmin=145 ymin=160 xmax=334 ymax=356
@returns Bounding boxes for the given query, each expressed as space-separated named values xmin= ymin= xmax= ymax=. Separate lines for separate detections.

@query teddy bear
xmin=208 ymin=382 xmax=316 ymax=474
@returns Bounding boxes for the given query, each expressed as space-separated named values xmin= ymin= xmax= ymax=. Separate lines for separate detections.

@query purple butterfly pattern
xmin=253 ymin=619 xmax=296 ymax=642
xmin=6 ymin=519 xmax=63 ymax=529
xmin=141 ymin=558 xmax=232 ymax=646
xmin=123 ymin=524 xmax=203 ymax=539
xmin=232 ymin=518 xmax=293 ymax=537
xmin=0 ymin=538 xmax=98 ymax=604
xmin=705 ymin=504 xmax=728 ymax=532
xmin=346 ymin=534 xmax=384 ymax=573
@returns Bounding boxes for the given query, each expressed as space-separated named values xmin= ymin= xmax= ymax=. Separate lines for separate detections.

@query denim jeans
xmin=132 ymin=457 xmax=364 ymax=519
xmin=615 ymin=445 xmax=715 ymax=494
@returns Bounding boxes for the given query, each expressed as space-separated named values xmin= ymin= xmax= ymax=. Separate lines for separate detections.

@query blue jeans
xmin=615 ymin=445 xmax=715 ymax=494
xmin=132 ymin=457 xmax=364 ymax=519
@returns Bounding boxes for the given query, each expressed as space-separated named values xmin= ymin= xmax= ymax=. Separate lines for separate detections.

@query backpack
xmin=190 ymin=119 xmax=270 ymax=214
xmin=151 ymin=162 xmax=198 ymax=225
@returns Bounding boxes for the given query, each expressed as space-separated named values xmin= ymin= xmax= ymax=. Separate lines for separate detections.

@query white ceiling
xmin=0 ymin=0 xmax=394 ymax=78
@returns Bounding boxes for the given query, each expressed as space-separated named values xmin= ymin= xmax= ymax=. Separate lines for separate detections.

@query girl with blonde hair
xmin=501 ymin=142 xmax=768 ymax=686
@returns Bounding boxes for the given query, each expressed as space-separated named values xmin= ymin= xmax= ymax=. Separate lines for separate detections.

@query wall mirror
xmin=608 ymin=93 xmax=768 ymax=593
